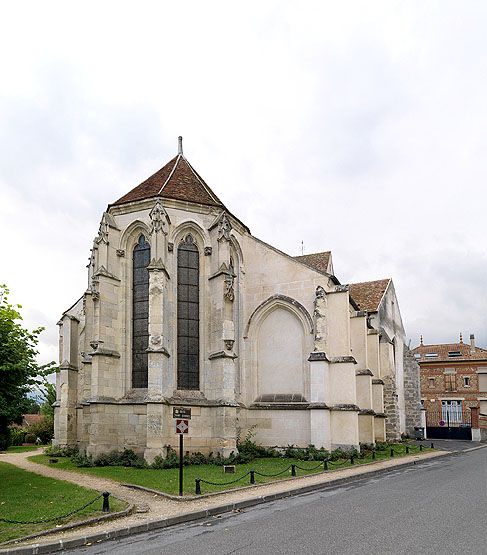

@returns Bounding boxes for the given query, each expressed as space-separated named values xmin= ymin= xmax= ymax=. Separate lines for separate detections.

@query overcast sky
xmin=1 ymin=1 xmax=486 ymax=371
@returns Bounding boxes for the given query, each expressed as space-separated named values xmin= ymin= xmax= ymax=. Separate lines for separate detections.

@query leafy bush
xmin=151 ymin=449 xmax=179 ymax=469
xmin=44 ymin=444 xmax=78 ymax=457
xmin=24 ymin=433 xmax=36 ymax=443
xmin=71 ymin=453 xmax=94 ymax=467
xmin=283 ymin=444 xmax=330 ymax=461
xmin=26 ymin=417 xmax=54 ymax=444
xmin=91 ymin=448 xmax=146 ymax=468
xmin=8 ymin=427 xmax=26 ymax=446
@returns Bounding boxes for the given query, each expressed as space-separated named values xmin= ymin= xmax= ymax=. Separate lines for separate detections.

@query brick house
xmin=411 ymin=334 xmax=487 ymax=440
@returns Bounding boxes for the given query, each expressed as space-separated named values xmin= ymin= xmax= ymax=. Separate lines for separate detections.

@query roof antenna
xmin=301 ymin=240 xmax=304 ymax=255
xmin=420 ymin=334 xmax=423 ymax=345
xmin=459 ymin=332 xmax=463 ymax=343
xmin=178 ymin=136 xmax=183 ymax=155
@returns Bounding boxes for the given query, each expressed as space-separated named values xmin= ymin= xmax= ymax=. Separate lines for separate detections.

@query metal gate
xmin=425 ymin=407 xmax=472 ymax=440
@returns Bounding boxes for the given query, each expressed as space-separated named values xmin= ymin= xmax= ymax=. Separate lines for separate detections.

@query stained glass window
xmin=132 ymin=234 xmax=150 ymax=388
xmin=177 ymin=235 xmax=199 ymax=390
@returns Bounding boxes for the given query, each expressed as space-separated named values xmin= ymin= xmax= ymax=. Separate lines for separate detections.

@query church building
xmin=54 ymin=138 xmax=420 ymax=460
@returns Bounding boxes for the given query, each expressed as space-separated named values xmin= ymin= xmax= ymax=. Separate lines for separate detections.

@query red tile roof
xmin=412 ymin=341 xmax=487 ymax=362
xmin=348 ymin=278 xmax=391 ymax=311
xmin=112 ymin=155 xmax=224 ymax=207
xmin=294 ymin=251 xmax=331 ymax=274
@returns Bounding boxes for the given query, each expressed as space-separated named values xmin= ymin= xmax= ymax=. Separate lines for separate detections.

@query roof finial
xmin=178 ymin=136 xmax=183 ymax=155
xmin=459 ymin=332 xmax=463 ymax=343
xmin=420 ymin=334 xmax=423 ymax=345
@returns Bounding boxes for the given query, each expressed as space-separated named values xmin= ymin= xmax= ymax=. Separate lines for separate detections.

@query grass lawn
xmin=29 ymin=443 xmax=429 ymax=497
xmin=0 ymin=462 xmax=127 ymax=544
xmin=6 ymin=445 xmax=45 ymax=453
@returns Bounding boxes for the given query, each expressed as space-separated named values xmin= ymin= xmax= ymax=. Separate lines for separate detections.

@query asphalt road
xmin=71 ymin=447 xmax=487 ymax=555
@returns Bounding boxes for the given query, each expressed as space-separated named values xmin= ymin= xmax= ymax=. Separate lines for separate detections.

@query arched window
xmin=132 ymin=234 xmax=150 ymax=388
xmin=177 ymin=234 xmax=199 ymax=390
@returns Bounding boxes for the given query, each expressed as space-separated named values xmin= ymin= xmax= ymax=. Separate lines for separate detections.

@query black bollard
xmin=195 ymin=478 xmax=201 ymax=495
xmin=419 ymin=444 xmax=423 ymax=451
xmin=372 ymin=450 xmax=376 ymax=460
xmin=390 ymin=448 xmax=394 ymax=458
xmin=350 ymin=455 xmax=354 ymax=465
xmin=291 ymin=464 xmax=296 ymax=477
xmin=250 ymin=470 xmax=255 ymax=484
xmin=430 ymin=442 xmax=434 ymax=449
xmin=324 ymin=459 xmax=328 ymax=471
xmin=406 ymin=445 xmax=410 ymax=454
xmin=102 ymin=492 xmax=110 ymax=513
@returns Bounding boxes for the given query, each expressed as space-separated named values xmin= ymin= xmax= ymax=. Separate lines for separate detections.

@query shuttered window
xmin=177 ymin=235 xmax=199 ymax=390
xmin=132 ymin=234 xmax=150 ymax=388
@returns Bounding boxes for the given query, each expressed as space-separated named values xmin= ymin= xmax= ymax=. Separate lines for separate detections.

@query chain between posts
xmin=0 ymin=493 xmax=107 ymax=524
xmin=195 ymin=442 xmax=434 ymax=494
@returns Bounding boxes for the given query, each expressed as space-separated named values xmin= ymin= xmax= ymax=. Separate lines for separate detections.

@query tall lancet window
xmin=177 ymin=234 xmax=200 ymax=390
xmin=132 ymin=234 xmax=150 ymax=388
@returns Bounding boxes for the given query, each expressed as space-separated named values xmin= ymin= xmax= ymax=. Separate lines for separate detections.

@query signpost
xmin=173 ymin=408 xmax=191 ymax=496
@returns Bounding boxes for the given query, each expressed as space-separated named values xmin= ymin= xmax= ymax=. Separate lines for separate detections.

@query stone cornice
xmin=93 ymin=266 xmax=121 ymax=282
xmin=146 ymin=347 xmax=170 ymax=357
xmin=355 ymin=369 xmax=374 ymax=376
xmin=330 ymin=356 xmax=357 ymax=364
xmin=372 ymin=378 xmax=385 ymax=385
xmin=330 ymin=403 xmax=360 ymax=412
xmin=89 ymin=348 xmax=121 ymax=358
xmin=59 ymin=362 xmax=78 ymax=371
xmin=308 ymin=352 xmax=329 ymax=362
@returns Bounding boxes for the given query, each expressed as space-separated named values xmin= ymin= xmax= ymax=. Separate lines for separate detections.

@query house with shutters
xmin=54 ymin=138 xmax=420 ymax=460
xmin=412 ymin=334 xmax=487 ymax=440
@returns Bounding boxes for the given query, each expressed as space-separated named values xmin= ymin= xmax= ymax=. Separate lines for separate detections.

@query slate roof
xmin=348 ymin=278 xmax=391 ymax=311
xmin=411 ymin=341 xmax=487 ymax=362
xmin=294 ymin=251 xmax=331 ymax=274
xmin=112 ymin=154 xmax=224 ymax=207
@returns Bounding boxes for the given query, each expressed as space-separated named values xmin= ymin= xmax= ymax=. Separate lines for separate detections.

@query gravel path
xmin=0 ymin=448 xmax=446 ymax=548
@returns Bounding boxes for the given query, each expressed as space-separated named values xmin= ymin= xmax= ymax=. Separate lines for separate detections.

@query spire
xmin=420 ymin=334 xmax=423 ymax=345
xmin=178 ymin=136 xmax=183 ymax=155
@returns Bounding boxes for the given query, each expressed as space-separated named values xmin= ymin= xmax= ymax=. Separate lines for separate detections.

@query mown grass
xmin=0 ymin=462 xmax=127 ymax=544
xmin=6 ymin=445 xmax=44 ymax=453
xmin=29 ymin=443 xmax=429 ymax=497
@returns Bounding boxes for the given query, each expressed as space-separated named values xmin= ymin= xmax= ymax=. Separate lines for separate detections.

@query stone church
xmin=54 ymin=138 xmax=420 ymax=460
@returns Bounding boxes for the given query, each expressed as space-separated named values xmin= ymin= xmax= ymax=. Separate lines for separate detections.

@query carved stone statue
xmin=218 ymin=213 xmax=232 ymax=242
xmin=313 ymin=286 xmax=327 ymax=352
xmin=149 ymin=201 xmax=169 ymax=235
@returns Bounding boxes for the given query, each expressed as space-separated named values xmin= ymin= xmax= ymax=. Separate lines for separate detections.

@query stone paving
xmin=0 ymin=448 xmax=448 ymax=549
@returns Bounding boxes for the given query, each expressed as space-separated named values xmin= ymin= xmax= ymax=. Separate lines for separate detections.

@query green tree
xmin=0 ymin=285 xmax=55 ymax=449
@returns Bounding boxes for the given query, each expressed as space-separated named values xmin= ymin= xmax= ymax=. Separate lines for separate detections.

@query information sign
xmin=173 ymin=407 xmax=192 ymax=419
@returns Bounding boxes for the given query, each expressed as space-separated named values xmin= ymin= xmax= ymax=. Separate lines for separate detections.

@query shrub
xmin=71 ymin=452 xmax=94 ymax=467
xmin=8 ymin=427 xmax=26 ymax=446
xmin=91 ymin=448 xmax=146 ymax=468
xmin=44 ymin=444 xmax=78 ymax=457
xmin=26 ymin=418 xmax=54 ymax=444
xmin=24 ymin=433 xmax=36 ymax=444
xmin=151 ymin=449 xmax=179 ymax=469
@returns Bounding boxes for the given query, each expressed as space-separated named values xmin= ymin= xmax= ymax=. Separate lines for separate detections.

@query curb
xmin=0 ymin=451 xmax=452 ymax=555
xmin=0 ymin=505 xmax=135 ymax=550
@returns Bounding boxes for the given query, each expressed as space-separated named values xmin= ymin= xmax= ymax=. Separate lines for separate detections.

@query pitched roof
xmin=411 ymin=341 xmax=487 ymax=362
xmin=112 ymin=154 xmax=224 ymax=207
xmin=348 ymin=278 xmax=391 ymax=311
xmin=294 ymin=251 xmax=331 ymax=274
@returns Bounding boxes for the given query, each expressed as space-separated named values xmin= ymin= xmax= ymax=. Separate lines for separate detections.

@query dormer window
xmin=448 ymin=351 xmax=461 ymax=357
xmin=425 ymin=353 xmax=438 ymax=358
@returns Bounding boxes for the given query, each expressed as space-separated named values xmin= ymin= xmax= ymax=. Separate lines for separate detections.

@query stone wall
xmin=403 ymin=347 xmax=421 ymax=435
xmin=383 ymin=375 xmax=400 ymax=441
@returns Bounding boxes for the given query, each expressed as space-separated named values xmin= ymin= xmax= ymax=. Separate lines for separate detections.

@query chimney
xmin=470 ymin=333 xmax=475 ymax=354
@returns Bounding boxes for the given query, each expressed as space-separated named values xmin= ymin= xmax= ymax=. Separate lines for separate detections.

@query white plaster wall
xmin=257 ymin=308 xmax=305 ymax=396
